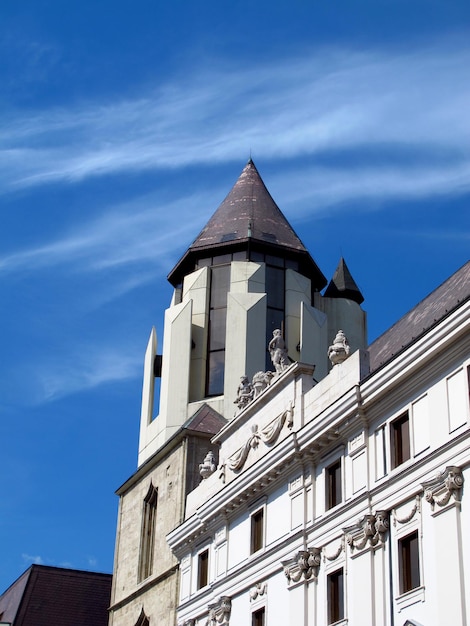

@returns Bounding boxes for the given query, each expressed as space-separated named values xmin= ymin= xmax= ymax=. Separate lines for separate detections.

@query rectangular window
xmin=252 ymin=607 xmax=265 ymax=626
xmin=326 ymin=459 xmax=342 ymax=510
xmin=398 ymin=531 xmax=420 ymax=593
xmin=206 ymin=265 xmax=230 ymax=396
xmin=327 ymin=568 xmax=344 ymax=624
xmin=251 ymin=509 xmax=264 ymax=554
xmin=391 ymin=412 xmax=410 ymax=469
xmin=138 ymin=485 xmax=158 ymax=582
xmin=197 ymin=549 xmax=209 ymax=589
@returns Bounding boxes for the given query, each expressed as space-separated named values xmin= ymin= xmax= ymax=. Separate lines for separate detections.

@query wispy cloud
xmin=22 ymin=553 xmax=44 ymax=565
xmin=0 ymin=189 xmax=215 ymax=276
xmin=1 ymin=41 xmax=470 ymax=191
xmin=35 ymin=346 xmax=142 ymax=403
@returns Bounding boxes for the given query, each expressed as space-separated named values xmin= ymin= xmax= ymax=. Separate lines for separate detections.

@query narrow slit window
xmin=138 ymin=484 xmax=158 ymax=582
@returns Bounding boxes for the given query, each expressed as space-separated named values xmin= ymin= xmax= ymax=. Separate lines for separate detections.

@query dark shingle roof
xmin=168 ymin=160 xmax=326 ymax=289
xmin=189 ymin=159 xmax=308 ymax=252
xmin=183 ymin=403 xmax=227 ymax=434
xmin=368 ymin=260 xmax=470 ymax=372
xmin=0 ymin=565 xmax=112 ymax=626
xmin=323 ymin=257 xmax=364 ymax=304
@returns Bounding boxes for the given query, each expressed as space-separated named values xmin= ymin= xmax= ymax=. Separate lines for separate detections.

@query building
xmin=110 ymin=160 xmax=470 ymax=625
xmin=0 ymin=564 xmax=112 ymax=626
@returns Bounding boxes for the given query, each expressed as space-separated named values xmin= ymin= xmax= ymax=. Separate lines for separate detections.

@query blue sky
xmin=1 ymin=0 xmax=469 ymax=592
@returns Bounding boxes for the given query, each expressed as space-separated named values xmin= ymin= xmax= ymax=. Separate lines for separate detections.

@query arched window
xmin=138 ymin=483 xmax=158 ymax=582
xmin=135 ymin=608 xmax=150 ymax=626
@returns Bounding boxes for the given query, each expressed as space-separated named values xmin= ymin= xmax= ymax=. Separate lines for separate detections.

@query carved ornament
xmin=328 ymin=330 xmax=350 ymax=366
xmin=344 ymin=511 xmax=389 ymax=551
xmin=323 ymin=538 xmax=344 ymax=562
xmin=227 ymin=410 xmax=289 ymax=471
xmin=199 ymin=451 xmax=217 ymax=479
xmin=392 ymin=496 xmax=420 ymax=526
xmin=283 ymin=547 xmax=322 ymax=583
xmin=206 ymin=596 xmax=231 ymax=626
xmin=422 ymin=465 xmax=464 ymax=510
xmin=249 ymin=581 xmax=267 ymax=601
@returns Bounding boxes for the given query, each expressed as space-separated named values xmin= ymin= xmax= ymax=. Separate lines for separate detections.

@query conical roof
xmin=168 ymin=160 xmax=326 ymax=289
xmin=324 ymin=257 xmax=364 ymax=304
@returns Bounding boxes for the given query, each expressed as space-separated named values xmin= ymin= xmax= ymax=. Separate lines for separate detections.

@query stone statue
xmin=234 ymin=375 xmax=253 ymax=409
xmin=328 ymin=329 xmax=350 ymax=365
xmin=199 ymin=451 xmax=217 ymax=479
xmin=268 ymin=328 xmax=289 ymax=373
xmin=252 ymin=370 xmax=274 ymax=398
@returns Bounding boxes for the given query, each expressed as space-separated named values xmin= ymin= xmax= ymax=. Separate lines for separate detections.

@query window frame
xmin=138 ymin=484 xmax=158 ymax=583
xmin=398 ymin=530 xmax=421 ymax=594
xmin=250 ymin=507 xmax=265 ymax=555
xmin=390 ymin=411 xmax=411 ymax=470
xmin=197 ymin=547 xmax=210 ymax=590
xmin=327 ymin=567 xmax=345 ymax=624
xmin=325 ymin=458 xmax=342 ymax=511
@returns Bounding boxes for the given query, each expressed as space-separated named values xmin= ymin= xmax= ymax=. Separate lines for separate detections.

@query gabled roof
xmin=168 ymin=160 xmax=326 ymax=289
xmin=323 ymin=257 xmax=364 ymax=304
xmin=183 ymin=403 xmax=227 ymax=434
xmin=368 ymin=260 xmax=470 ymax=372
xmin=0 ymin=565 xmax=111 ymax=626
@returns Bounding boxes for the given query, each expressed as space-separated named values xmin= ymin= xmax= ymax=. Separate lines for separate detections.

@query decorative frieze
xmin=206 ymin=596 xmax=231 ymax=626
xmin=227 ymin=409 xmax=290 ymax=471
xmin=249 ymin=581 xmax=267 ymax=601
xmin=344 ymin=511 xmax=389 ymax=552
xmin=283 ymin=548 xmax=322 ymax=583
xmin=422 ymin=465 xmax=464 ymax=510
xmin=392 ymin=496 xmax=420 ymax=526
xmin=323 ymin=538 xmax=344 ymax=563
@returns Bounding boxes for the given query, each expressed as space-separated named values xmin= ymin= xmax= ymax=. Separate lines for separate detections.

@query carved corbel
xmin=206 ymin=596 xmax=231 ymax=626
xmin=344 ymin=512 xmax=389 ymax=551
xmin=283 ymin=547 xmax=322 ymax=583
xmin=422 ymin=466 xmax=464 ymax=510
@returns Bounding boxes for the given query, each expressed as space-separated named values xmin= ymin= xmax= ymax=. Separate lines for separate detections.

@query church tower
xmin=138 ymin=159 xmax=366 ymax=464
xmin=109 ymin=160 xmax=367 ymax=626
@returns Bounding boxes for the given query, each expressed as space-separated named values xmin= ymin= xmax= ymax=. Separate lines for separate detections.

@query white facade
xmin=111 ymin=160 xmax=469 ymax=626
xmin=167 ymin=270 xmax=470 ymax=626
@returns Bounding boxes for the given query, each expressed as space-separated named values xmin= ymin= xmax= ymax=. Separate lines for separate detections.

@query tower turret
xmin=137 ymin=161 xmax=366 ymax=465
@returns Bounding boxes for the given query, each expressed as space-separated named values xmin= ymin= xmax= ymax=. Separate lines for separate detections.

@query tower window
xmin=391 ymin=412 xmax=410 ymax=469
xmin=398 ymin=531 xmax=420 ymax=593
xmin=327 ymin=568 xmax=344 ymax=624
xmin=138 ymin=484 xmax=158 ymax=582
xmin=206 ymin=265 xmax=230 ymax=396
xmin=326 ymin=459 xmax=342 ymax=510
xmin=251 ymin=508 xmax=265 ymax=554
xmin=197 ymin=549 xmax=209 ymax=589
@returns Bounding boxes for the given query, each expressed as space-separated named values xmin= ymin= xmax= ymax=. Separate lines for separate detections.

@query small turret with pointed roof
xmin=168 ymin=159 xmax=326 ymax=290
xmin=324 ymin=257 xmax=364 ymax=305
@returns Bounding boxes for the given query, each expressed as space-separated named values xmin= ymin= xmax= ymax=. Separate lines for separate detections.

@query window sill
xmin=396 ymin=585 xmax=425 ymax=611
